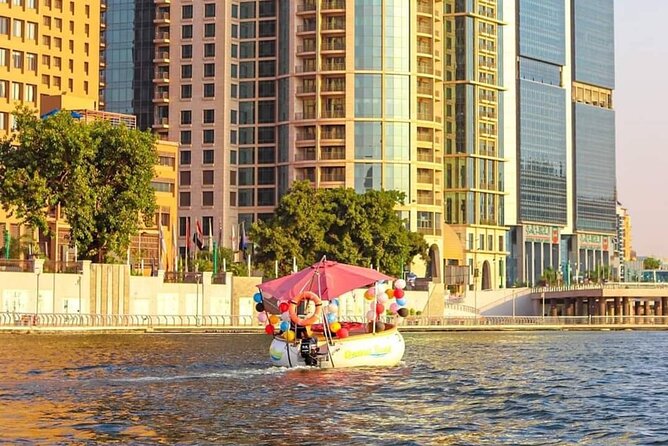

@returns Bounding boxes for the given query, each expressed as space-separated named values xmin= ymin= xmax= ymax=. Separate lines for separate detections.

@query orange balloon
xmin=385 ymin=288 xmax=395 ymax=298
xmin=269 ymin=315 xmax=280 ymax=325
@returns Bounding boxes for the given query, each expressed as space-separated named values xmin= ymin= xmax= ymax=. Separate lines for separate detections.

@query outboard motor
xmin=299 ymin=337 xmax=319 ymax=366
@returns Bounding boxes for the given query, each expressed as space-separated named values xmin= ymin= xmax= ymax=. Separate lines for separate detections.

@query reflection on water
xmin=1 ymin=332 xmax=668 ymax=445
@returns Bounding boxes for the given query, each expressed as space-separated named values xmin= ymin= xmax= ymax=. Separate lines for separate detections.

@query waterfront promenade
xmin=3 ymin=312 xmax=668 ymax=333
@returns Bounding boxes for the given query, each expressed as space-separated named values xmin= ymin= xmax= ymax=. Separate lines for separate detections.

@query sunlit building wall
xmin=443 ymin=0 xmax=506 ymax=290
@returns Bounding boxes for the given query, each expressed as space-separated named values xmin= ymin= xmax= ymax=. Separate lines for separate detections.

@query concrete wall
xmin=0 ymin=261 xmax=263 ymax=317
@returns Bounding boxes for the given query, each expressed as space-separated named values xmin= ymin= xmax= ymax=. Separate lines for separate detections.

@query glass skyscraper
xmin=506 ymin=0 xmax=616 ymax=286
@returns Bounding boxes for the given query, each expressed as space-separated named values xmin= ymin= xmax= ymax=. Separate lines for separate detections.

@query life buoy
xmin=288 ymin=291 xmax=322 ymax=326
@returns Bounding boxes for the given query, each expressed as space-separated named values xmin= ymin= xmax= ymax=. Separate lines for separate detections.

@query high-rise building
xmin=615 ymin=201 xmax=632 ymax=280
xmin=443 ymin=0 xmax=506 ymax=291
xmin=504 ymin=0 xmax=616 ymax=286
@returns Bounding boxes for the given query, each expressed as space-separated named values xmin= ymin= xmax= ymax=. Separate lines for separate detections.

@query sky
xmin=614 ymin=0 xmax=668 ymax=258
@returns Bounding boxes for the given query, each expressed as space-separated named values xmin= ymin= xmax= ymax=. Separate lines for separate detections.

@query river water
xmin=1 ymin=331 xmax=667 ymax=445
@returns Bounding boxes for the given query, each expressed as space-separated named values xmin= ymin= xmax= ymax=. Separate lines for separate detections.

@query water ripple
xmin=1 ymin=331 xmax=668 ymax=445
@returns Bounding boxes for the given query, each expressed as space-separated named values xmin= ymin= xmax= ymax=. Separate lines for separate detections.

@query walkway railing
xmin=532 ymin=282 xmax=668 ymax=293
xmin=3 ymin=313 xmax=668 ymax=329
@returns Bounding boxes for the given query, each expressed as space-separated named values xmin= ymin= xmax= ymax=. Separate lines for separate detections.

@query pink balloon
xmin=377 ymin=294 xmax=388 ymax=304
xmin=366 ymin=287 xmax=376 ymax=296
xmin=257 ymin=312 xmax=268 ymax=323
xmin=366 ymin=310 xmax=377 ymax=321
xmin=390 ymin=303 xmax=399 ymax=314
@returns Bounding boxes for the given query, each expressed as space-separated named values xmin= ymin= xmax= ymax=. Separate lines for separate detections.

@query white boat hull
xmin=269 ymin=326 xmax=405 ymax=369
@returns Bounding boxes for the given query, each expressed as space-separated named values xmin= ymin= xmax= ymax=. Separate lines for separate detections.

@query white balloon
xmin=366 ymin=310 xmax=377 ymax=321
xmin=327 ymin=303 xmax=338 ymax=313
xmin=281 ymin=311 xmax=291 ymax=322
xmin=394 ymin=279 xmax=406 ymax=290
xmin=377 ymin=294 xmax=388 ymax=304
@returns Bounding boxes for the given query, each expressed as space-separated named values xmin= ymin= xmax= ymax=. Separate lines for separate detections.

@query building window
xmin=181 ymin=64 xmax=192 ymax=79
xmin=11 ymin=50 xmax=22 ymax=69
xmin=180 ymin=110 xmax=192 ymax=125
xmin=179 ymin=192 xmax=191 ymax=207
xmin=25 ymin=84 xmax=35 ymax=102
xmin=203 ymin=150 xmax=214 ymax=164
xmin=181 ymin=84 xmax=192 ymax=99
xmin=0 ymin=18 xmax=8 ymax=35
xmin=238 ymin=189 xmax=254 ymax=207
xmin=202 ymin=191 xmax=214 ymax=206
xmin=203 ymin=83 xmax=215 ymax=98
xmin=181 ymin=24 xmax=193 ymax=39
xmin=12 ymin=19 xmax=23 ymax=38
xmin=181 ymin=44 xmax=192 ymax=59
xmin=204 ymin=23 xmax=215 ymax=38
xmin=204 ymin=43 xmax=215 ymax=57
xmin=180 ymin=150 xmax=191 ymax=165
xmin=180 ymin=130 xmax=192 ymax=145
xmin=204 ymin=3 xmax=215 ymax=17
xmin=204 ymin=63 xmax=215 ymax=77
xmin=182 ymin=4 xmax=193 ymax=19
xmin=257 ymin=188 xmax=275 ymax=206
xmin=179 ymin=170 xmax=191 ymax=186
xmin=203 ymin=170 xmax=214 ymax=185
xmin=0 ymin=81 xmax=6 ymax=98
xmin=203 ymin=129 xmax=214 ymax=144
xmin=203 ymin=109 xmax=215 ymax=124
xmin=26 ymin=22 xmax=36 ymax=40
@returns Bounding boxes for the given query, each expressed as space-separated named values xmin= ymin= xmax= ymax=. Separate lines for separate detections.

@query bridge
xmin=528 ymin=282 xmax=668 ymax=319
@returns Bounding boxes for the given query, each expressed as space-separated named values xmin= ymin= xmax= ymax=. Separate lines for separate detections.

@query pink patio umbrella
xmin=258 ymin=259 xmax=394 ymax=301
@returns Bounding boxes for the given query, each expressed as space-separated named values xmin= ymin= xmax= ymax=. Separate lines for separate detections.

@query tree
xmin=0 ymin=107 xmax=157 ymax=262
xmin=643 ymin=257 xmax=661 ymax=270
xmin=249 ymin=181 xmax=428 ymax=277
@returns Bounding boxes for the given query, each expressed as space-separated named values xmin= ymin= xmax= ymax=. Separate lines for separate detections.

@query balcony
xmin=417 ymin=1 xmax=432 ymax=15
xmin=322 ymin=62 xmax=345 ymax=71
xmin=153 ymin=71 xmax=169 ymax=83
xmin=321 ymin=80 xmax=345 ymax=93
xmin=153 ymin=51 xmax=170 ymax=63
xmin=296 ymin=44 xmax=316 ymax=54
xmin=321 ymin=129 xmax=345 ymax=140
xmin=296 ymin=84 xmax=316 ymax=95
xmin=154 ymin=11 xmax=170 ymax=24
xmin=297 ymin=23 xmax=316 ymax=33
xmin=295 ymin=63 xmax=316 ymax=74
xmin=417 ymin=111 xmax=433 ymax=121
xmin=322 ymin=0 xmax=345 ymax=11
xmin=417 ymin=63 xmax=433 ymax=75
xmin=321 ymin=40 xmax=345 ymax=51
xmin=417 ymin=83 xmax=432 ymax=95
xmin=153 ymin=91 xmax=169 ymax=103
xmin=322 ymin=19 xmax=345 ymax=32
xmin=417 ymin=42 xmax=432 ymax=55
xmin=321 ymin=109 xmax=345 ymax=119
xmin=417 ymin=23 xmax=432 ymax=35
xmin=297 ymin=2 xmax=316 ymax=14
xmin=295 ymin=111 xmax=316 ymax=120
xmin=153 ymin=31 xmax=170 ymax=44
xmin=152 ymin=117 xmax=169 ymax=129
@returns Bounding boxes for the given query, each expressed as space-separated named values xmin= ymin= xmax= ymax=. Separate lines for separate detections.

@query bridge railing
xmin=3 ymin=312 xmax=668 ymax=329
xmin=532 ymin=282 xmax=668 ymax=293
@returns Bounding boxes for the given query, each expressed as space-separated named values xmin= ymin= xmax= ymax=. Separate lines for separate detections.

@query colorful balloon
xmin=377 ymin=294 xmax=388 ymax=304
xmin=330 ymin=322 xmax=341 ymax=333
xmin=279 ymin=302 xmax=289 ymax=313
xmin=255 ymin=302 xmax=265 ymax=313
xmin=364 ymin=289 xmax=375 ymax=300
xmin=337 ymin=327 xmax=349 ymax=338
xmin=327 ymin=303 xmax=339 ymax=313
xmin=326 ymin=312 xmax=337 ymax=324
xmin=253 ymin=292 xmax=263 ymax=303
xmin=397 ymin=308 xmax=409 ymax=318
xmin=269 ymin=314 xmax=280 ymax=325
xmin=280 ymin=321 xmax=290 ymax=332
xmin=396 ymin=298 xmax=406 ymax=307
xmin=284 ymin=330 xmax=296 ymax=341
xmin=257 ymin=312 xmax=268 ymax=323
xmin=265 ymin=324 xmax=275 ymax=335
xmin=393 ymin=288 xmax=405 ymax=299
xmin=394 ymin=279 xmax=406 ymax=290
xmin=366 ymin=310 xmax=377 ymax=321
xmin=375 ymin=303 xmax=385 ymax=315
xmin=390 ymin=303 xmax=399 ymax=313
xmin=385 ymin=288 xmax=395 ymax=299
xmin=280 ymin=311 xmax=291 ymax=322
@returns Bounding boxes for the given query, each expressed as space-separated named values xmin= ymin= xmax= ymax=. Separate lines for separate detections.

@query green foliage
xmin=539 ymin=267 xmax=559 ymax=286
xmin=643 ymin=257 xmax=661 ymax=270
xmin=249 ymin=181 xmax=428 ymax=277
xmin=0 ymin=107 xmax=157 ymax=262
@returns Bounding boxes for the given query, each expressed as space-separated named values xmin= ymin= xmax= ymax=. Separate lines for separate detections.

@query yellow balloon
xmin=330 ymin=322 xmax=341 ymax=332
xmin=385 ymin=288 xmax=395 ymax=298
xmin=269 ymin=315 xmax=280 ymax=325
xmin=284 ymin=330 xmax=296 ymax=341
xmin=364 ymin=290 xmax=375 ymax=300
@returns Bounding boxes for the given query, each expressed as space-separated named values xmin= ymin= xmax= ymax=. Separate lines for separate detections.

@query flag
xmin=172 ymin=224 xmax=178 ymax=272
xmin=217 ymin=218 xmax=223 ymax=248
xmin=239 ymin=222 xmax=248 ymax=252
xmin=231 ymin=223 xmax=236 ymax=251
xmin=159 ymin=224 xmax=167 ymax=270
xmin=208 ymin=221 xmax=213 ymax=253
xmin=193 ymin=219 xmax=204 ymax=250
